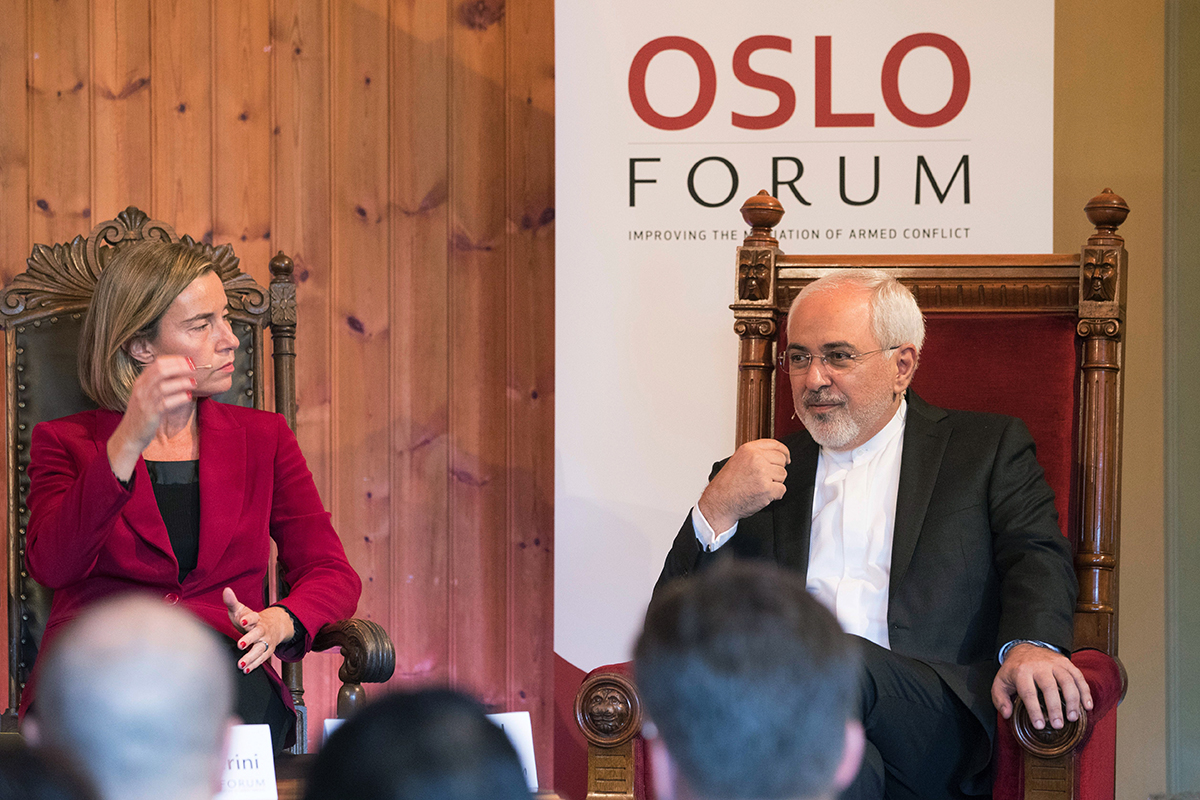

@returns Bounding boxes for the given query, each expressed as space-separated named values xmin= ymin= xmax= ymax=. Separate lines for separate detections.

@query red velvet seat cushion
xmin=775 ymin=313 xmax=1080 ymax=537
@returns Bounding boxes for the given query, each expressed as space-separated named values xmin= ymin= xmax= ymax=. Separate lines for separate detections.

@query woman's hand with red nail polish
xmin=222 ymin=586 xmax=295 ymax=674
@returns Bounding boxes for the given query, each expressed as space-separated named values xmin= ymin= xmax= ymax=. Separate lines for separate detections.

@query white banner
xmin=555 ymin=1 xmax=1054 ymax=671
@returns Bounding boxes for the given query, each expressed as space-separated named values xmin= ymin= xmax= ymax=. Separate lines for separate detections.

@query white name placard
xmin=487 ymin=711 xmax=539 ymax=791
xmin=215 ymin=724 xmax=277 ymax=800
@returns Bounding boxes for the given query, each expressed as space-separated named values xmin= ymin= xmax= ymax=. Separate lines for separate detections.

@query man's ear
xmin=126 ymin=336 xmax=156 ymax=366
xmin=648 ymin=735 xmax=678 ymax=800
xmin=891 ymin=343 xmax=918 ymax=393
xmin=832 ymin=718 xmax=866 ymax=792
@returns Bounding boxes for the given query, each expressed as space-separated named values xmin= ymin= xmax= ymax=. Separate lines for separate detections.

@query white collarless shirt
xmin=805 ymin=399 xmax=906 ymax=649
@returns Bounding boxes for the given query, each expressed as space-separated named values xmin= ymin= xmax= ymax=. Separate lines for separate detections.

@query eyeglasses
xmin=778 ymin=346 xmax=900 ymax=374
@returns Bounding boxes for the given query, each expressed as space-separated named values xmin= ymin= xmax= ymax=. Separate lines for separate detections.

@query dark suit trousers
xmin=842 ymin=638 xmax=990 ymax=800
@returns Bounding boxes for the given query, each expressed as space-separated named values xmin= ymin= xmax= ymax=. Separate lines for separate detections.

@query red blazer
xmin=22 ymin=398 xmax=362 ymax=717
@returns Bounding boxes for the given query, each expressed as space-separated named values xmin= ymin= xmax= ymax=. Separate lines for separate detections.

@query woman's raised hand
xmin=223 ymin=587 xmax=296 ymax=674
xmin=106 ymin=356 xmax=197 ymax=480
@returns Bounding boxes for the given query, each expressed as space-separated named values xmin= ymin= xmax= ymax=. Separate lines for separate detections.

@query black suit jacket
xmin=656 ymin=391 xmax=1077 ymax=741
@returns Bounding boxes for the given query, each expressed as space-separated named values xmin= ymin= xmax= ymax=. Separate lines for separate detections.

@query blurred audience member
xmin=304 ymin=689 xmax=530 ymax=800
xmin=25 ymin=595 xmax=235 ymax=800
xmin=0 ymin=739 xmax=99 ymax=800
xmin=636 ymin=560 xmax=864 ymax=800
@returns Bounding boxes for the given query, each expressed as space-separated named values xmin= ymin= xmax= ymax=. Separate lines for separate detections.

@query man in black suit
xmin=656 ymin=269 xmax=1091 ymax=800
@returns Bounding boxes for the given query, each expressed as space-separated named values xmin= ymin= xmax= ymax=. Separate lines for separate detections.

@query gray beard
xmin=800 ymin=406 xmax=860 ymax=450
xmin=798 ymin=387 xmax=898 ymax=452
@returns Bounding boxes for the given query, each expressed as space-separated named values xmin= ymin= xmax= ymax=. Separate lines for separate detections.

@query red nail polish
xmin=240 ymin=619 xmax=248 ymax=626
xmin=187 ymin=357 xmax=195 ymax=369
xmin=238 ymin=662 xmax=244 ymax=668
xmin=186 ymin=390 xmax=193 ymax=399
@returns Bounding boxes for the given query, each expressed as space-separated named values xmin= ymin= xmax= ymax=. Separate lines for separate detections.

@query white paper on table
xmin=487 ymin=711 xmax=539 ymax=791
xmin=214 ymin=724 xmax=277 ymax=800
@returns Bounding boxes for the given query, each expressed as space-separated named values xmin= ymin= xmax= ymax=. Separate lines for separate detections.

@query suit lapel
xmin=890 ymin=392 xmax=950 ymax=598
xmin=194 ymin=400 xmax=246 ymax=581
xmin=773 ymin=433 xmax=819 ymax=575
xmin=97 ymin=411 xmax=176 ymax=562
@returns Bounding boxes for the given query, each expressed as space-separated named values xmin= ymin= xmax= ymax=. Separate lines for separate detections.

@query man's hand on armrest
xmin=991 ymin=643 xmax=1093 ymax=731
xmin=697 ymin=439 xmax=791 ymax=533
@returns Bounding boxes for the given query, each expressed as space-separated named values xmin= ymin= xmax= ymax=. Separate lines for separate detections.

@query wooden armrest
xmin=1009 ymin=649 xmax=1125 ymax=757
xmin=575 ymin=665 xmax=646 ymax=800
xmin=312 ymin=618 xmax=396 ymax=718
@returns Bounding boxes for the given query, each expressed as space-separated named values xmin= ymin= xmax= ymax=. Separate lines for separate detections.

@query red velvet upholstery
xmin=774 ymin=313 xmax=1080 ymax=537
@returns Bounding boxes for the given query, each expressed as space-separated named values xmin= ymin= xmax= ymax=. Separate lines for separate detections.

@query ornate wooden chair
xmin=0 ymin=207 xmax=396 ymax=753
xmin=575 ymin=190 xmax=1131 ymax=800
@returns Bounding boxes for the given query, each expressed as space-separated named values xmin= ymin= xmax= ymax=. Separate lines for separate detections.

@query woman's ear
xmin=125 ymin=337 xmax=156 ymax=366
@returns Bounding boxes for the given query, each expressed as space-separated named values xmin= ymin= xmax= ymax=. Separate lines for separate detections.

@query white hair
xmin=34 ymin=595 xmax=233 ymax=800
xmin=789 ymin=268 xmax=925 ymax=354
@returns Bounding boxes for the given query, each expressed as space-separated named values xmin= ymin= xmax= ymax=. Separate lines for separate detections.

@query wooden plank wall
xmin=0 ymin=0 xmax=555 ymax=777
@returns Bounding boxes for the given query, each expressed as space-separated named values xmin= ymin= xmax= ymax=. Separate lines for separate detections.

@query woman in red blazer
xmin=23 ymin=240 xmax=361 ymax=749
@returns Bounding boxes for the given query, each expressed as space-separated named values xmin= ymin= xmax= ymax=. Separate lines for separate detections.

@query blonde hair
xmin=78 ymin=241 xmax=217 ymax=411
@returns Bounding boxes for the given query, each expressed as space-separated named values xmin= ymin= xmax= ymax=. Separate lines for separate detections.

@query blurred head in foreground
xmin=304 ymin=689 xmax=531 ymax=800
xmin=27 ymin=595 xmax=234 ymax=800
xmin=636 ymin=560 xmax=864 ymax=800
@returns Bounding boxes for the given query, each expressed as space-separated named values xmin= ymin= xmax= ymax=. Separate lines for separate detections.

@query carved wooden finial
xmin=740 ymin=191 xmax=785 ymax=247
xmin=268 ymin=251 xmax=298 ymax=329
xmin=115 ymin=206 xmax=152 ymax=234
xmin=270 ymin=251 xmax=295 ymax=280
xmin=1084 ymin=189 xmax=1130 ymax=240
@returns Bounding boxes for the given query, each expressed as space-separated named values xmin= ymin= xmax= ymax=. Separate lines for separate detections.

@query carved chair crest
xmin=2 ymin=207 xmax=268 ymax=325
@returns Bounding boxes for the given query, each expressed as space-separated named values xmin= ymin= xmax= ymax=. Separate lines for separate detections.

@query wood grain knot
xmin=401 ymin=182 xmax=448 ymax=217
xmin=458 ymin=0 xmax=504 ymax=30
xmin=97 ymin=76 xmax=149 ymax=100
xmin=521 ymin=207 xmax=555 ymax=230
xmin=452 ymin=230 xmax=494 ymax=252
